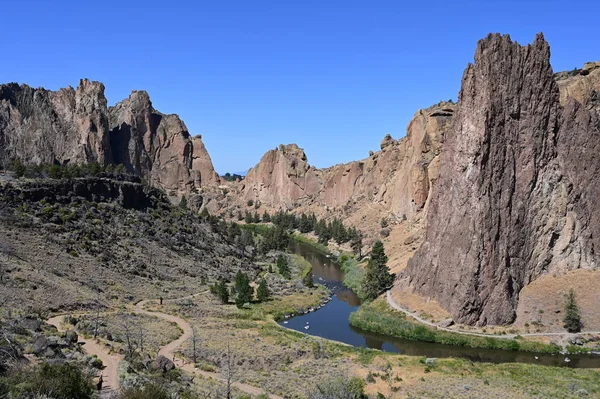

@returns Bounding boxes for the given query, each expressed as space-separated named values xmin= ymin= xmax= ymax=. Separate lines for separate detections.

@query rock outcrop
xmin=108 ymin=90 xmax=220 ymax=196
xmin=0 ymin=79 xmax=111 ymax=166
xmin=402 ymin=33 xmax=600 ymax=325
xmin=0 ymin=79 xmax=219 ymax=197
xmin=238 ymin=101 xmax=455 ymax=227
xmin=555 ymin=61 xmax=600 ymax=105
xmin=242 ymin=144 xmax=321 ymax=208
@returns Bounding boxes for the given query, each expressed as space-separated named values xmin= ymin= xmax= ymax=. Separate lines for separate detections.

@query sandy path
xmin=386 ymin=290 xmax=600 ymax=340
xmin=45 ymin=292 xmax=282 ymax=397
xmin=134 ymin=297 xmax=283 ymax=399
xmin=46 ymin=315 xmax=122 ymax=392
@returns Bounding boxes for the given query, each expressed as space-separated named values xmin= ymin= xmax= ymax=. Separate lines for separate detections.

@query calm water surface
xmin=282 ymin=240 xmax=600 ymax=368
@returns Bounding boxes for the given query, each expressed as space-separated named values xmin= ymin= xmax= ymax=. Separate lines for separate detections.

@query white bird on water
xmin=534 ymin=356 xmax=539 ymax=360
xmin=564 ymin=357 xmax=571 ymax=363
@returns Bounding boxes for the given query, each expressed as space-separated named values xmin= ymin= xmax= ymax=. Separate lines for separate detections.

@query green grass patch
xmin=289 ymin=233 xmax=331 ymax=254
xmin=338 ymin=254 xmax=365 ymax=299
xmin=357 ymin=349 xmax=378 ymax=365
xmin=349 ymin=299 xmax=561 ymax=354
xmin=250 ymin=285 xmax=329 ymax=321
xmin=566 ymin=344 xmax=592 ymax=354
xmin=289 ymin=254 xmax=312 ymax=279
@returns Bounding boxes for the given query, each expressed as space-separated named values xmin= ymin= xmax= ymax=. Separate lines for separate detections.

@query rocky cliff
xmin=402 ymin=33 xmax=600 ymax=325
xmin=0 ymin=79 xmax=111 ymax=166
xmin=0 ymin=79 xmax=219 ymax=197
xmin=236 ymin=101 xmax=455 ymax=234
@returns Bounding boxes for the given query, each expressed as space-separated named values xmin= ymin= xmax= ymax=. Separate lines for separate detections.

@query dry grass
xmin=390 ymin=286 xmax=451 ymax=323
xmin=382 ymin=221 xmax=425 ymax=275
xmin=515 ymin=269 xmax=600 ymax=332
xmin=74 ymin=312 xmax=182 ymax=357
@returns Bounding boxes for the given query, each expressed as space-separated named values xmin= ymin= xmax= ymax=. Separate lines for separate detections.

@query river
xmin=282 ymin=240 xmax=600 ymax=368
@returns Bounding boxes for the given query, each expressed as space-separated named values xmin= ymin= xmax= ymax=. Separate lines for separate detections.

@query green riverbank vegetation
xmin=349 ymin=299 xmax=562 ymax=354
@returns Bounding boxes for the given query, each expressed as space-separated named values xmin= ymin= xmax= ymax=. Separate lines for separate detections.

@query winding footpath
xmin=134 ymin=298 xmax=283 ymax=399
xmin=386 ymin=290 xmax=600 ymax=339
xmin=47 ymin=315 xmax=122 ymax=393
xmin=46 ymin=293 xmax=282 ymax=399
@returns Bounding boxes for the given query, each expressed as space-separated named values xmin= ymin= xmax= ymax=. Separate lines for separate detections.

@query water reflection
xmin=284 ymin=240 xmax=600 ymax=368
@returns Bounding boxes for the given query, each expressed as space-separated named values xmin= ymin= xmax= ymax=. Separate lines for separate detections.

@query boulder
xmin=64 ymin=330 xmax=78 ymax=345
xmin=32 ymin=335 xmax=49 ymax=355
xmin=154 ymin=355 xmax=175 ymax=372
xmin=47 ymin=336 xmax=69 ymax=349
xmin=437 ymin=319 xmax=454 ymax=328
xmin=21 ymin=317 xmax=42 ymax=332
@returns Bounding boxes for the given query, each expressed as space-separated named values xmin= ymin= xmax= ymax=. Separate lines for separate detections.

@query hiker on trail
xmin=96 ymin=374 xmax=103 ymax=391
xmin=160 ymin=296 xmax=163 ymax=305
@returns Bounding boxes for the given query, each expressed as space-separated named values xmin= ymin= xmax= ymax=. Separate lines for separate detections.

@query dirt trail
xmin=46 ymin=315 xmax=122 ymax=393
xmin=133 ymin=297 xmax=283 ymax=399
xmin=386 ymin=290 xmax=600 ymax=340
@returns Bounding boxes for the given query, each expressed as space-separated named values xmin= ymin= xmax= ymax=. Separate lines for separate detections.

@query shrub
xmin=120 ymin=383 xmax=170 ymax=399
xmin=308 ymin=376 xmax=367 ymax=399
xmin=0 ymin=363 xmax=93 ymax=399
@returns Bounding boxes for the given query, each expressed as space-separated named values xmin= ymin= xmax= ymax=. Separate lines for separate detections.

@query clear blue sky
xmin=2 ymin=1 xmax=598 ymax=173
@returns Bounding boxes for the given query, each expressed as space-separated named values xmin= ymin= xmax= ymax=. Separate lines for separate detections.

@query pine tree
xmin=263 ymin=211 xmax=271 ymax=223
xmin=350 ymin=229 xmax=363 ymax=258
xmin=211 ymin=280 xmax=229 ymax=304
xmin=235 ymin=271 xmax=252 ymax=308
xmin=303 ymin=267 xmax=314 ymax=288
xmin=277 ymin=254 xmax=291 ymax=279
xmin=179 ymin=196 xmax=188 ymax=209
xmin=361 ymin=241 xmax=394 ymax=300
xmin=257 ymin=279 xmax=270 ymax=302
xmin=563 ymin=288 xmax=583 ymax=333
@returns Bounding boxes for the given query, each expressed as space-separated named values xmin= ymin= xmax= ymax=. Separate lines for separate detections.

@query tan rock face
xmin=239 ymin=102 xmax=455 ymax=225
xmin=0 ymin=80 xmax=219 ymax=197
xmin=108 ymin=91 xmax=220 ymax=196
xmin=555 ymin=61 xmax=600 ymax=105
xmin=242 ymin=144 xmax=321 ymax=209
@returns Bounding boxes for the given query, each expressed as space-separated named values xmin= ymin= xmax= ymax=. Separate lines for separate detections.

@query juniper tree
xmin=234 ymin=271 xmax=252 ymax=308
xmin=361 ymin=241 xmax=394 ymax=300
xmin=277 ymin=254 xmax=291 ymax=279
xmin=257 ymin=278 xmax=270 ymax=302
xmin=563 ymin=288 xmax=583 ymax=333
xmin=210 ymin=280 xmax=229 ymax=304
xmin=303 ymin=267 xmax=314 ymax=288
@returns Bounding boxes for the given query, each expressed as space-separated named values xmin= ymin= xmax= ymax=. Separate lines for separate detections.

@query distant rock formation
xmin=108 ymin=90 xmax=220 ymax=196
xmin=0 ymin=79 xmax=219 ymax=197
xmin=0 ymin=79 xmax=111 ymax=166
xmin=402 ymin=33 xmax=600 ymax=325
xmin=238 ymin=101 xmax=455 ymax=225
